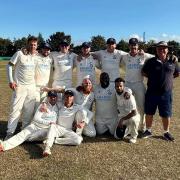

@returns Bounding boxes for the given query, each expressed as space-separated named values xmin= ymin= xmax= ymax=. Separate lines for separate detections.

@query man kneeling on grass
xmin=114 ymin=77 xmax=140 ymax=143
xmin=0 ymin=91 xmax=59 ymax=152
xmin=43 ymin=90 xmax=86 ymax=157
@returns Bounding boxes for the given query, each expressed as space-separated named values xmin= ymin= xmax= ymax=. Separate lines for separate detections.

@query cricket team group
xmin=0 ymin=35 xmax=179 ymax=156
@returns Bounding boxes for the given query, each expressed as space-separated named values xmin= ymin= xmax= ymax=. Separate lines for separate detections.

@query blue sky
xmin=0 ymin=0 xmax=180 ymax=45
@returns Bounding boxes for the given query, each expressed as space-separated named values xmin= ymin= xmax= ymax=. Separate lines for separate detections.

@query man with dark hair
xmin=6 ymin=36 xmax=39 ymax=139
xmin=141 ymin=41 xmax=180 ymax=141
xmin=114 ymin=77 xmax=140 ymax=143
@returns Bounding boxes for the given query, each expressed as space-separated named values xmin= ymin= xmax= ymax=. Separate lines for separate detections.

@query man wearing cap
xmin=114 ymin=77 xmax=140 ymax=143
xmin=141 ymin=41 xmax=180 ymax=141
xmin=75 ymin=42 xmax=99 ymax=86
xmin=34 ymin=43 xmax=53 ymax=111
xmin=92 ymin=38 xmax=127 ymax=83
xmin=43 ymin=90 xmax=85 ymax=156
xmin=6 ymin=36 xmax=39 ymax=140
xmin=120 ymin=38 xmax=154 ymax=132
xmin=50 ymin=40 xmax=77 ymax=89
xmin=41 ymin=76 xmax=96 ymax=137
xmin=0 ymin=91 xmax=58 ymax=152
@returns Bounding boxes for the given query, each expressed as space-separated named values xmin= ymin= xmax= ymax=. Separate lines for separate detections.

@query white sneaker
xmin=43 ymin=146 xmax=51 ymax=157
xmin=129 ymin=138 xmax=137 ymax=144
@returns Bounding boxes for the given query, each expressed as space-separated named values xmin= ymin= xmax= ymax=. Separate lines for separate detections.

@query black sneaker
xmin=142 ymin=130 xmax=152 ymax=139
xmin=163 ymin=132 xmax=174 ymax=141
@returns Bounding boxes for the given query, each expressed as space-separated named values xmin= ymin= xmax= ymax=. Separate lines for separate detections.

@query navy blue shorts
xmin=145 ymin=91 xmax=172 ymax=118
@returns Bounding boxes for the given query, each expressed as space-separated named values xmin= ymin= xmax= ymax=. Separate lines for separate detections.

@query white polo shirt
xmin=35 ymin=54 xmax=52 ymax=87
xmin=94 ymin=49 xmax=127 ymax=82
xmin=10 ymin=51 xmax=38 ymax=85
xmin=75 ymin=55 xmax=98 ymax=86
xmin=57 ymin=104 xmax=82 ymax=130
xmin=121 ymin=53 xmax=154 ymax=82
xmin=50 ymin=51 xmax=77 ymax=88
xmin=33 ymin=102 xmax=59 ymax=128
xmin=116 ymin=91 xmax=137 ymax=118
xmin=68 ymin=88 xmax=94 ymax=110
xmin=94 ymin=84 xmax=117 ymax=120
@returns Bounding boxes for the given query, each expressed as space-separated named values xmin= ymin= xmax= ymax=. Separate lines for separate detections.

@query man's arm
xmin=118 ymin=109 xmax=137 ymax=128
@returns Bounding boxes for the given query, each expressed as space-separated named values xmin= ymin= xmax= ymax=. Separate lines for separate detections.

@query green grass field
xmin=0 ymin=60 xmax=180 ymax=179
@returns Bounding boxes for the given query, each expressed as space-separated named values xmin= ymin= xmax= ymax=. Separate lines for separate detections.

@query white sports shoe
xmin=129 ymin=138 xmax=137 ymax=144
xmin=43 ymin=146 xmax=51 ymax=157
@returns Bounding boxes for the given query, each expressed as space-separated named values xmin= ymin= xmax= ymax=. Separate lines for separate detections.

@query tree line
xmin=0 ymin=32 xmax=180 ymax=59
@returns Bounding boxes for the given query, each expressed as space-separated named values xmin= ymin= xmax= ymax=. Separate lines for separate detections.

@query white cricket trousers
xmin=2 ymin=124 xmax=48 ymax=151
xmin=95 ymin=117 xmax=118 ymax=135
xmin=115 ymin=114 xmax=140 ymax=139
xmin=34 ymin=86 xmax=47 ymax=112
xmin=82 ymin=109 xmax=96 ymax=137
xmin=7 ymin=84 xmax=36 ymax=134
xmin=45 ymin=124 xmax=83 ymax=147
xmin=125 ymin=81 xmax=146 ymax=131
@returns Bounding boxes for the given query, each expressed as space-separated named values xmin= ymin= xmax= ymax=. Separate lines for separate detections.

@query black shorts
xmin=145 ymin=91 xmax=172 ymax=118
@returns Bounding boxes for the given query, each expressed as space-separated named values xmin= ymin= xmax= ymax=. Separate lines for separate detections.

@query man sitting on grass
xmin=0 ymin=91 xmax=58 ymax=152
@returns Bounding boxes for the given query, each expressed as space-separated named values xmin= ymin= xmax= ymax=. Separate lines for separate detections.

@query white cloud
xmin=148 ymin=34 xmax=180 ymax=42
xmin=129 ymin=34 xmax=143 ymax=41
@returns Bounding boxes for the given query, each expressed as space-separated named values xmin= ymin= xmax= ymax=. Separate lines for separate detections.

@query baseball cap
xmin=129 ymin=38 xmax=139 ymax=45
xmin=48 ymin=90 xmax=57 ymax=97
xmin=156 ymin=41 xmax=169 ymax=47
xmin=59 ymin=39 xmax=70 ymax=46
xmin=106 ymin=38 xmax=116 ymax=44
xmin=82 ymin=42 xmax=91 ymax=48
xmin=64 ymin=90 xmax=74 ymax=96
xmin=41 ymin=43 xmax=51 ymax=50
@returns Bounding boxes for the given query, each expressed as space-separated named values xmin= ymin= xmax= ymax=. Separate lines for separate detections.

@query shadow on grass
xmin=21 ymin=142 xmax=44 ymax=159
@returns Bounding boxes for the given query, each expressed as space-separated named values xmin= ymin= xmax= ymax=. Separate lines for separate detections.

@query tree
xmin=116 ymin=40 xmax=129 ymax=52
xmin=37 ymin=33 xmax=45 ymax=49
xmin=91 ymin=35 xmax=106 ymax=51
xmin=47 ymin=32 xmax=71 ymax=51
xmin=0 ymin=38 xmax=14 ymax=56
xmin=13 ymin=37 xmax=27 ymax=51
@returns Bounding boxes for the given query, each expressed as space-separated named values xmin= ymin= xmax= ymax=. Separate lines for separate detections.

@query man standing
xmin=0 ymin=91 xmax=58 ymax=152
xmin=43 ymin=90 xmax=85 ymax=156
xmin=92 ymin=38 xmax=127 ymax=83
xmin=75 ymin=42 xmax=99 ymax=86
xmin=114 ymin=77 xmax=140 ymax=143
xmin=50 ymin=40 xmax=77 ymax=89
xmin=141 ymin=41 xmax=180 ymax=141
xmin=35 ymin=43 xmax=52 ymax=110
xmin=121 ymin=38 xmax=154 ymax=132
xmin=6 ymin=36 xmax=39 ymax=139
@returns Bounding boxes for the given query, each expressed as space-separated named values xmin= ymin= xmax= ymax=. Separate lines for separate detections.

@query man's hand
xmin=77 ymin=55 xmax=82 ymax=62
xmin=41 ymin=86 xmax=51 ymax=92
xmin=9 ymin=82 xmax=17 ymax=90
xmin=91 ymin=53 xmax=98 ymax=60
xmin=118 ymin=119 xmax=123 ymax=128
xmin=39 ymin=102 xmax=48 ymax=112
xmin=138 ymin=49 xmax=145 ymax=55
xmin=124 ymin=92 xmax=130 ymax=99
xmin=76 ymin=121 xmax=85 ymax=129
